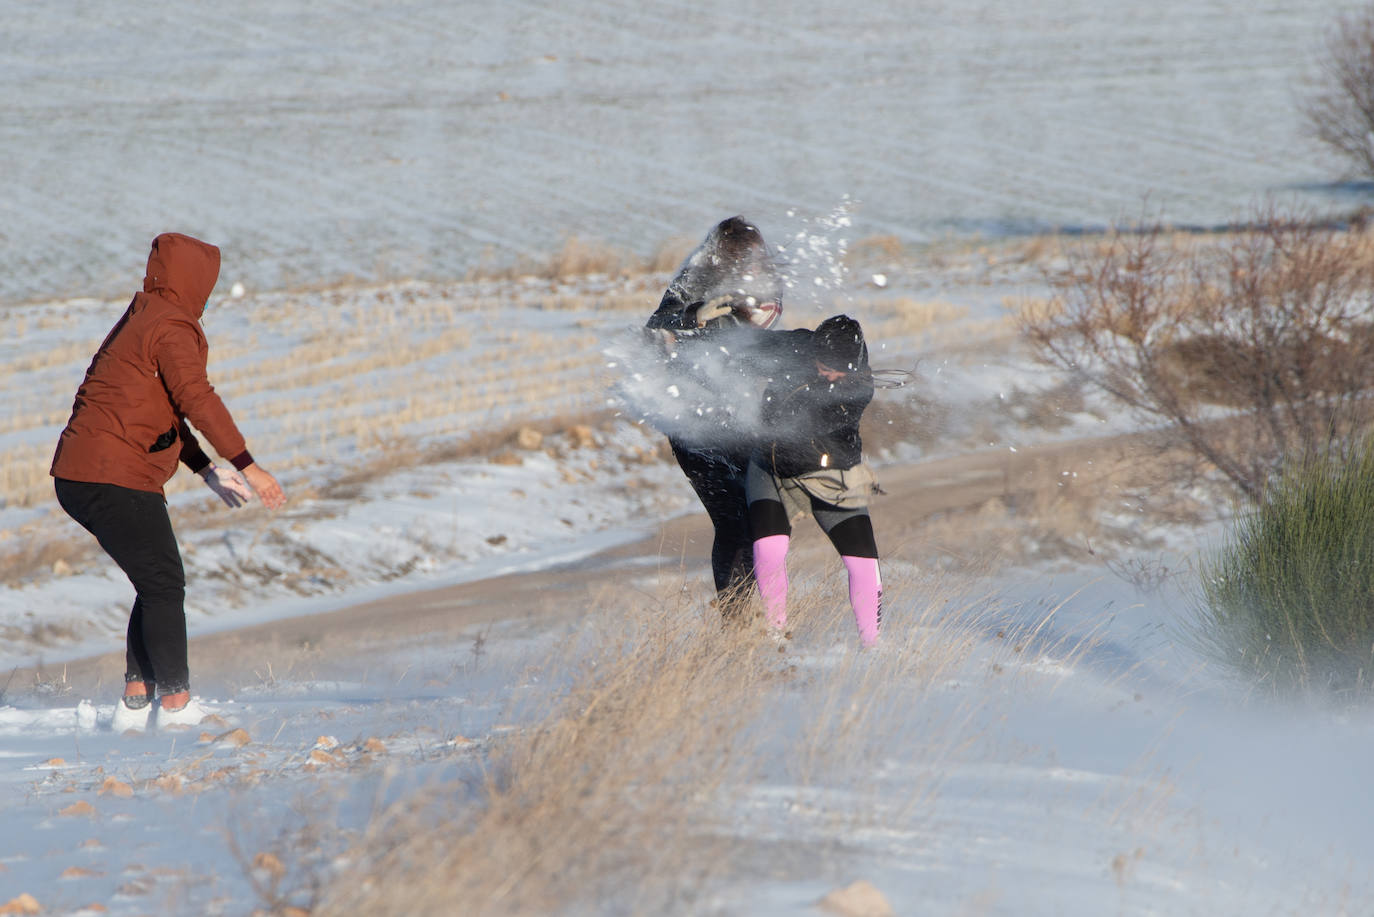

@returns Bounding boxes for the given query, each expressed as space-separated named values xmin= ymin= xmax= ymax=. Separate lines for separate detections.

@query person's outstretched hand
xmin=199 ymin=464 xmax=252 ymax=508
xmin=691 ymin=296 xmax=734 ymax=327
xmin=242 ymin=463 xmax=286 ymax=509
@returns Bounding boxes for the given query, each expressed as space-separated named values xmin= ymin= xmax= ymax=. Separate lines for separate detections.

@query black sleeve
xmin=736 ymin=328 xmax=812 ymax=377
xmin=176 ymin=417 xmax=213 ymax=474
xmin=839 ymin=371 xmax=875 ymax=414
xmin=645 ymin=291 xmax=695 ymax=331
xmin=811 ymin=371 xmax=874 ymax=435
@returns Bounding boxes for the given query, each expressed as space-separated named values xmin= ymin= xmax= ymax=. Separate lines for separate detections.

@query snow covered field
xmin=4 ymin=1 xmax=1374 ymax=915
xmin=1 ymin=1 xmax=1366 ymax=304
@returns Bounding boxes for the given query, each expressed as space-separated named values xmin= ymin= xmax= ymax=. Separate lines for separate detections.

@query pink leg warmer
xmin=752 ymin=535 xmax=791 ymax=628
xmin=842 ymin=555 xmax=883 ymax=647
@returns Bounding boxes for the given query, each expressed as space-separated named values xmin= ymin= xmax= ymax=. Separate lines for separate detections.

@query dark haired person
xmin=51 ymin=232 xmax=286 ymax=732
xmin=643 ymin=216 xmax=783 ymax=619
xmin=746 ymin=315 xmax=882 ymax=647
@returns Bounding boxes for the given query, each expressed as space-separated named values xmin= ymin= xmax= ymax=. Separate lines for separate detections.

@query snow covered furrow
xmin=3 ymin=0 xmax=1356 ymax=306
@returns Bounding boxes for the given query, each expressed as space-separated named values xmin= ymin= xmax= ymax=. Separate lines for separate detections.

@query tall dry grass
xmin=314 ymin=589 xmax=777 ymax=916
xmin=463 ymin=235 xmax=695 ymax=284
xmin=295 ymin=556 xmax=1056 ymax=915
xmin=761 ymin=551 xmax=1108 ymax=840
xmin=784 ymin=569 xmax=992 ymax=789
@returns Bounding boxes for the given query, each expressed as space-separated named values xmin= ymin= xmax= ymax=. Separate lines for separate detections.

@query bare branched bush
xmin=843 ymin=234 xmax=907 ymax=268
xmin=1022 ymin=211 xmax=1374 ymax=500
xmin=1303 ymin=5 xmax=1374 ymax=179
xmin=1104 ymin=555 xmax=1178 ymax=596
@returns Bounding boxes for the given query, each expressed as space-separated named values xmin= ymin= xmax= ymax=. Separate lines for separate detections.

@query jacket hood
xmin=142 ymin=233 xmax=221 ymax=317
xmin=672 ymin=216 xmax=782 ymax=329
xmin=814 ymin=314 xmax=869 ymax=372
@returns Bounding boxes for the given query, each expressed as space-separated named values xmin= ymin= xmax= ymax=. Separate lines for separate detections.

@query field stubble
xmin=1 ymin=234 xmax=1200 ymax=613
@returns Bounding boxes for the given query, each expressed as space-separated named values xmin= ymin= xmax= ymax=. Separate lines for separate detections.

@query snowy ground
xmin=4 ymin=553 xmax=1373 ymax=916
xmin=5 ymin=1 xmax=1374 ymax=914
xmin=0 ymin=237 xmax=1074 ymax=669
xmin=4 ymin=252 xmax=1370 ymax=916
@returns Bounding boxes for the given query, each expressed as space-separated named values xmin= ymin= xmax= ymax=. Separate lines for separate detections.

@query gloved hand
xmin=199 ymin=464 xmax=253 ymax=508
xmin=690 ymin=296 xmax=735 ymax=327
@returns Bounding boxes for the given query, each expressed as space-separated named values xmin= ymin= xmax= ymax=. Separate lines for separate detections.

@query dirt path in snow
xmin=15 ymin=430 xmax=1153 ymax=699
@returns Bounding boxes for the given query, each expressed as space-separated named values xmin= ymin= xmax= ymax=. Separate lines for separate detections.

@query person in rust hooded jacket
xmin=51 ymin=232 xmax=285 ymax=730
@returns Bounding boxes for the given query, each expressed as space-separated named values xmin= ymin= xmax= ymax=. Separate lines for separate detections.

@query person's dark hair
xmin=814 ymin=315 xmax=867 ymax=371
xmin=714 ymin=216 xmax=766 ymax=261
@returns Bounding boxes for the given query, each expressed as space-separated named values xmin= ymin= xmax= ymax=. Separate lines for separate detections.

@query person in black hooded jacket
xmin=746 ymin=315 xmax=883 ymax=647
xmin=642 ymin=217 xmax=783 ymax=619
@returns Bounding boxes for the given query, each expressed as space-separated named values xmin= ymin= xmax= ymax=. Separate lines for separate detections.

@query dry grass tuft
xmin=315 ymin=591 xmax=779 ymax=916
xmin=542 ymin=237 xmax=634 ymax=280
xmin=779 ymin=564 xmax=995 ymax=791
xmin=458 ymin=233 xmax=694 ymax=284
xmin=646 ymin=236 xmax=696 ymax=274
xmin=304 ymin=561 xmax=1022 ymax=915
xmin=464 ymin=236 xmax=687 ymax=284
xmin=843 ymin=234 xmax=908 ymax=269
xmin=0 ymin=443 xmax=61 ymax=513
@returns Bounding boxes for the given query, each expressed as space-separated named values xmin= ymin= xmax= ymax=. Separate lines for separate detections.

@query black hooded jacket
xmin=754 ymin=316 xmax=873 ymax=477
xmin=641 ymin=299 xmax=872 ymax=475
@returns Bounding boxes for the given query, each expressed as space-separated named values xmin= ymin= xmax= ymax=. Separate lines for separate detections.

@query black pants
xmin=748 ymin=495 xmax=879 ymax=558
xmin=54 ymin=478 xmax=189 ymax=694
xmin=669 ymin=439 xmax=754 ymax=617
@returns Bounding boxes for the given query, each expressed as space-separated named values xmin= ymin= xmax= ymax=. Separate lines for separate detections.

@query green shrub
xmin=1195 ymin=444 xmax=1374 ymax=697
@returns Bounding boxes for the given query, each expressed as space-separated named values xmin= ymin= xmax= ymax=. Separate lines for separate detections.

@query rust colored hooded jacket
xmin=51 ymin=233 xmax=250 ymax=495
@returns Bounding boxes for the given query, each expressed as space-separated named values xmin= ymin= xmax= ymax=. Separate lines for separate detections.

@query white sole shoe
xmin=155 ymin=697 xmax=210 ymax=730
xmin=111 ymin=697 xmax=152 ymax=733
